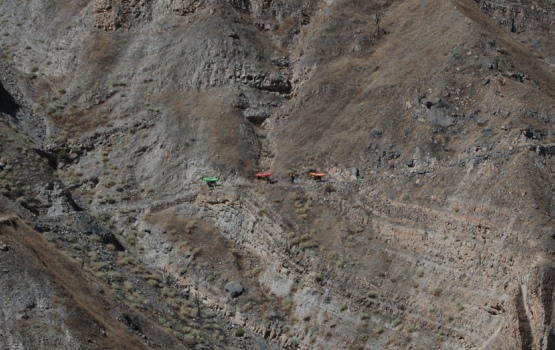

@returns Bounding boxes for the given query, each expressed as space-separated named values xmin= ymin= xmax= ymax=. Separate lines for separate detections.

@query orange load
xmin=255 ymin=172 xmax=272 ymax=180
xmin=309 ymin=172 xmax=326 ymax=181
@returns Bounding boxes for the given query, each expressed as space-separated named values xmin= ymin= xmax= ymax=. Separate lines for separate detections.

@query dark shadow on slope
xmin=514 ymin=286 xmax=533 ymax=350
xmin=539 ymin=267 xmax=555 ymax=350
xmin=0 ymin=81 xmax=20 ymax=117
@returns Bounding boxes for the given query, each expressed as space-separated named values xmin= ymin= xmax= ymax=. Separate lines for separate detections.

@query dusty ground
xmin=2 ymin=0 xmax=555 ymax=349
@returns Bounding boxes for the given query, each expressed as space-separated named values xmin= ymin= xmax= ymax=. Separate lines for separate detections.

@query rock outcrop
xmin=2 ymin=0 xmax=555 ymax=349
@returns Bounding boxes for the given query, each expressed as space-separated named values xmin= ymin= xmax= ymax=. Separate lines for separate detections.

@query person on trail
xmin=289 ymin=172 xmax=295 ymax=184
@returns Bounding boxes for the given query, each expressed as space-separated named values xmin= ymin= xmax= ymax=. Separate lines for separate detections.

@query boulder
xmin=428 ymin=107 xmax=455 ymax=127
xmin=0 ymin=242 xmax=9 ymax=251
xmin=225 ymin=281 xmax=245 ymax=298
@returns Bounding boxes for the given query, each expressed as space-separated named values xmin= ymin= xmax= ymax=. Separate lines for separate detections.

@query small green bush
xmin=234 ymin=328 xmax=244 ymax=337
xmin=57 ymin=149 xmax=69 ymax=161
xmin=46 ymin=105 xmax=57 ymax=115
xmin=16 ymin=196 xmax=27 ymax=207
xmin=391 ymin=318 xmax=402 ymax=327
xmin=124 ymin=281 xmax=134 ymax=292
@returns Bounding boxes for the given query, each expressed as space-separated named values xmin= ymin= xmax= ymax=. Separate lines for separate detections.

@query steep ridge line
xmin=0 ymin=216 xmax=147 ymax=349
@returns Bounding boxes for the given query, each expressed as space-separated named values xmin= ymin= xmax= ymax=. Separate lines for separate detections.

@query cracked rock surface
xmin=2 ymin=0 xmax=555 ymax=349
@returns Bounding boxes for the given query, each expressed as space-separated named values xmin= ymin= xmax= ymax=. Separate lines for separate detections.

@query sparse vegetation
xmin=186 ymin=219 xmax=197 ymax=233
xmin=2 ymin=1 xmax=555 ymax=348
xmin=373 ymin=12 xmax=383 ymax=35
xmin=432 ymin=287 xmax=443 ymax=297
xmin=324 ymin=183 xmax=336 ymax=193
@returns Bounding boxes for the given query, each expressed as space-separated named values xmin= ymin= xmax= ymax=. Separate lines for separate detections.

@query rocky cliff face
xmin=2 ymin=0 xmax=555 ymax=349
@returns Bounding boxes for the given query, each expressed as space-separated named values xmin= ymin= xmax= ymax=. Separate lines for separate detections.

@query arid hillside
xmin=2 ymin=0 xmax=555 ymax=349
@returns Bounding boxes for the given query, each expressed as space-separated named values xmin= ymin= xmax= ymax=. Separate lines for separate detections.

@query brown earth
xmin=2 ymin=0 xmax=555 ymax=349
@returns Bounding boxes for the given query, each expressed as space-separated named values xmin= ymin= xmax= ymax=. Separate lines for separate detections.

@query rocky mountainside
xmin=2 ymin=0 xmax=555 ymax=349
